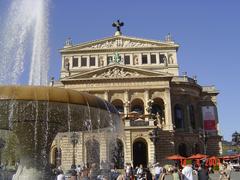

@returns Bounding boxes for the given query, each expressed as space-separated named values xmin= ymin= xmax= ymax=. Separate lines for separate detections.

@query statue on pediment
xmin=133 ymin=55 xmax=139 ymax=65
xmin=92 ymin=67 xmax=140 ymax=78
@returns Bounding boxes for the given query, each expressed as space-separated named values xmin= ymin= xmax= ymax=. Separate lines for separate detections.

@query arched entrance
xmin=86 ymin=139 xmax=100 ymax=167
xmin=110 ymin=138 xmax=124 ymax=169
xmin=133 ymin=138 xmax=148 ymax=167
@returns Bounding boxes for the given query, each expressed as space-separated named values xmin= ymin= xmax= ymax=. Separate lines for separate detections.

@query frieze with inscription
xmin=82 ymin=39 xmax=158 ymax=49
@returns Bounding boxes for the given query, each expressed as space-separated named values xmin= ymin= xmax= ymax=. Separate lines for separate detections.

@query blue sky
xmin=1 ymin=1 xmax=240 ymax=141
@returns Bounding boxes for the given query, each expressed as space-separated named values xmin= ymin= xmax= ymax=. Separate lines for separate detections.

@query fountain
xmin=0 ymin=85 xmax=119 ymax=179
xmin=0 ymin=1 xmax=121 ymax=179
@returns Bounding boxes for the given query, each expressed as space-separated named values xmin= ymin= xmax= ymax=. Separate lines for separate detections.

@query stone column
xmin=100 ymin=132 xmax=108 ymax=162
xmin=130 ymin=54 xmax=134 ymax=65
xmin=138 ymin=54 xmax=142 ymax=65
xmin=147 ymin=53 xmax=151 ymax=64
xmin=104 ymin=55 xmax=107 ymax=66
xmin=164 ymin=88 xmax=173 ymax=130
xmin=76 ymin=132 xmax=84 ymax=165
xmin=61 ymin=56 xmax=65 ymax=70
xmin=124 ymin=130 xmax=132 ymax=164
xmin=86 ymin=56 xmax=90 ymax=67
xmin=156 ymin=53 xmax=160 ymax=64
xmin=144 ymin=90 xmax=150 ymax=115
xmin=96 ymin=55 xmax=99 ymax=67
xmin=124 ymin=91 xmax=130 ymax=115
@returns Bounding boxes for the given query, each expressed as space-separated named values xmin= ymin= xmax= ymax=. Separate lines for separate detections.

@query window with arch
xmin=52 ymin=147 xmax=61 ymax=167
xmin=189 ymin=104 xmax=196 ymax=129
xmin=86 ymin=139 xmax=100 ymax=166
xmin=131 ymin=98 xmax=144 ymax=114
xmin=174 ymin=104 xmax=184 ymax=129
xmin=178 ymin=143 xmax=187 ymax=157
xmin=112 ymin=99 xmax=124 ymax=114
xmin=152 ymin=98 xmax=165 ymax=118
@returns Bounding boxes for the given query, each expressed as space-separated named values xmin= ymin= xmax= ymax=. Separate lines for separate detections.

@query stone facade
xmin=50 ymin=32 xmax=222 ymax=170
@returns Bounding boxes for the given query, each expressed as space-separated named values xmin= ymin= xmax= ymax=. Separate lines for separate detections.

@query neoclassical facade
xmin=51 ymin=29 xmax=222 ymax=170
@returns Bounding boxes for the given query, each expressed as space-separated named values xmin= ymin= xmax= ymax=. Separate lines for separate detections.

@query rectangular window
xmin=150 ymin=54 xmax=156 ymax=64
xmin=81 ymin=57 xmax=87 ymax=67
xmin=72 ymin=57 xmax=78 ymax=67
xmin=90 ymin=57 xmax=96 ymax=66
xmin=142 ymin=54 xmax=148 ymax=64
xmin=160 ymin=54 xmax=166 ymax=64
xmin=124 ymin=55 xmax=130 ymax=65
xmin=107 ymin=56 xmax=112 ymax=65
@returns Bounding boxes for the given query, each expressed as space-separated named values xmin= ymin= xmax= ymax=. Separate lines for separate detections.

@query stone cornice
xmin=61 ymin=75 xmax=172 ymax=85
xmin=60 ymin=35 xmax=179 ymax=54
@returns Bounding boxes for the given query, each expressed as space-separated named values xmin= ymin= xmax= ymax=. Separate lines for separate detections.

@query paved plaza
xmin=163 ymin=171 xmax=240 ymax=180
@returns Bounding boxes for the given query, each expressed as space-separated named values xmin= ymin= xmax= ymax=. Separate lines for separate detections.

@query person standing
xmin=181 ymin=164 xmax=193 ymax=180
xmin=160 ymin=168 xmax=166 ymax=180
xmin=136 ymin=164 xmax=144 ymax=179
xmin=57 ymin=170 xmax=66 ymax=180
xmin=145 ymin=168 xmax=153 ymax=180
xmin=154 ymin=163 xmax=163 ymax=180
xmin=172 ymin=168 xmax=181 ymax=180
xmin=219 ymin=163 xmax=231 ymax=180
xmin=198 ymin=164 xmax=209 ymax=180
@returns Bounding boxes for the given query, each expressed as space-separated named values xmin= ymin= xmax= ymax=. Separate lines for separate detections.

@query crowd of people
xmin=26 ymin=160 xmax=234 ymax=180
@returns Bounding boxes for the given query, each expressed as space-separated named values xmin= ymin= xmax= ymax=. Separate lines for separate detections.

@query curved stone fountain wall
xmin=0 ymin=85 xmax=119 ymax=180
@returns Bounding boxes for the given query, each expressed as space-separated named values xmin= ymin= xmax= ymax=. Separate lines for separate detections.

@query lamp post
xmin=199 ymin=129 xmax=208 ymax=154
xmin=70 ymin=132 xmax=79 ymax=168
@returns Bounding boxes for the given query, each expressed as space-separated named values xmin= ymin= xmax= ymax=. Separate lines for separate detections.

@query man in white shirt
xmin=57 ymin=170 xmax=66 ymax=180
xmin=182 ymin=164 xmax=193 ymax=180
xmin=154 ymin=163 xmax=163 ymax=180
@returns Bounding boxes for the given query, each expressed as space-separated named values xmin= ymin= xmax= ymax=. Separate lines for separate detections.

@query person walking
xmin=57 ymin=170 xmax=66 ymax=180
xmin=219 ymin=163 xmax=231 ymax=180
xmin=154 ymin=163 xmax=163 ymax=180
xmin=172 ymin=168 xmax=181 ymax=180
xmin=145 ymin=168 xmax=153 ymax=180
xmin=181 ymin=164 xmax=193 ymax=180
xmin=198 ymin=164 xmax=209 ymax=180
xmin=160 ymin=168 xmax=166 ymax=180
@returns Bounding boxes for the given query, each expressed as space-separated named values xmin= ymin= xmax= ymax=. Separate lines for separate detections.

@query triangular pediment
xmin=62 ymin=65 xmax=172 ymax=81
xmin=60 ymin=35 xmax=179 ymax=52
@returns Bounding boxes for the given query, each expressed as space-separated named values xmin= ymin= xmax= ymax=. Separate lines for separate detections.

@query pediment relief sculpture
xmin=92 ymin=67 xmax=141 ymax=78
xmin=83 ymin=39 xmax=158 ymax=49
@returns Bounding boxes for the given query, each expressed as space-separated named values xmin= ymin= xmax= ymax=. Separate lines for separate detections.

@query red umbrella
xmin=166 ymin=154 xmax=186 ymax=160
xmin=188 ymin=153 xmax=208 ymax=159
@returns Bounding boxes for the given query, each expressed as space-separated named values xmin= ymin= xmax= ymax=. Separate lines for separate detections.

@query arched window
xmin=194 ymin=143 xmax=201 ymax=154
xmin=152 ymin=98 xmax=165 ymax=118
xmin=52 ymin=147 xmax=61 ymax=167
xmin=189 ymin=104 xmax=195 ymax=129
xmin=86 ymin=139 xmax=100 ymax=167
xmin=131 ymin=99 xmax=144 ymax=115
xmin=178 ymin=143 xmax=187 ymax=157
xmin=110 ymin=139 xmax=124 ymax=169
xmin=174 ymin=104 xmax=184 ymax=129
xmin=112 ymin=99 xmax=124 ymax=113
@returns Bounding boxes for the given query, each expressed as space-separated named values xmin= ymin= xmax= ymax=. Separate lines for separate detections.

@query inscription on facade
xmin=83 ymin=39 xmax=158 ymax=49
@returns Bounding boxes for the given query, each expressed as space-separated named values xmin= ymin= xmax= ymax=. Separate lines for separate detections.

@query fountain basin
xmin=0 ymin=85 xmax=119 ymax=180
